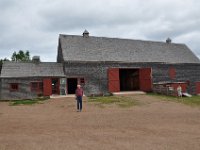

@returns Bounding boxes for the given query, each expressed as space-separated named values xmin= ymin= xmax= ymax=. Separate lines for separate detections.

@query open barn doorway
xmin=67 ymin=78 xmax=77 ymax=94
xmin=108 ymin=68 xmax=152 ymax=92
xmin=119 ymin=69 xmax=140 ymax=91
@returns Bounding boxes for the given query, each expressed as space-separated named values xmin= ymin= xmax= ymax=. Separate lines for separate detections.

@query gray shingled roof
xmin=0 ymin=61 xmax=65 ymax=78
xmin=59 ymin=34 xmax=200 ymax=63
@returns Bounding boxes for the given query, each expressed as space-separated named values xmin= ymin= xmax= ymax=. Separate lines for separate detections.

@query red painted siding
xmin=139 ymin=68 xmax=152 ymax=92
xmin=172 ymin=83 xmax=187 ymax=92
xmin=169 ymin=67 xmax=176 ymax=79
xmin=166 ymin=83 xmax=187 ymax=96
xmin=170 ymin=83 xmax=187 ymax=93
xmin=196 ymin=82 xmax=200 ymax=94
xmin=43 ymin=78 xmax=52 ymax=96
xmin=108 ymin=68 xmax=120 ymax=92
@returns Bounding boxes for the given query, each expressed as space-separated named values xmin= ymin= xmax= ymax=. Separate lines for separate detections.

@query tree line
xmin=0 ymin=50 xmax=31 ymax=65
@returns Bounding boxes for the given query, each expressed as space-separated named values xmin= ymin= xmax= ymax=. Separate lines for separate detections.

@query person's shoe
xmin=77 ymin=110 xmax=79 ymax=112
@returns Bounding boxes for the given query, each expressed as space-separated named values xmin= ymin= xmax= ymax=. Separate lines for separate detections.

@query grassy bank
xmin=88 ymin=96 xmax=140 ymax=108
xmin=9 ymin=96 xmax=50 ymax=106
xmin=148 ymin=93 xmax=200 ymax=106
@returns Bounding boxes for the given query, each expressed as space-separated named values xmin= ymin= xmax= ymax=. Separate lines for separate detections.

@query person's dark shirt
xmin=76 ymin=88 xmax=83 ymax=97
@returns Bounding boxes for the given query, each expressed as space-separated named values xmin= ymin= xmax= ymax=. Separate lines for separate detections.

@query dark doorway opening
xmin=119 ymin=69 xmax=139 ymax=91
xmin=52 ymin=78 xmax=59 ymax=94
xmin=67 ymin=78 xmax=77 ymax=94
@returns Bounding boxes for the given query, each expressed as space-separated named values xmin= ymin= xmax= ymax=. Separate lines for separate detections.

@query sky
xmin=0 ymin=0 xmax=200 ymax=62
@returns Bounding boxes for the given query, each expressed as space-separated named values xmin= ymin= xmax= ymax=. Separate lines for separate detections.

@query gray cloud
xmin=0 ymin=0 xmax=199 ymax=61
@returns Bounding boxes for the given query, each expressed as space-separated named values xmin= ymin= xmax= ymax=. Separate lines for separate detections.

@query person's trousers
xmin=77 ymin=96 xmax=82 ymax=111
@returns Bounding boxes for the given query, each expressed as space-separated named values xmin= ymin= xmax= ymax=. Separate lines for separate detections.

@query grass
xmin=148 ymin=93 xmax=200 ymax=106
xmin=9 ymin=96 xmax=49 ymax=106
xmin=88 ymin=96 xmax=140 ymax=108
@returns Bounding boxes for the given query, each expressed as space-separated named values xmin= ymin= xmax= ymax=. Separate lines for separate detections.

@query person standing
xmin=177 ymin=84 xmax=182 ymax=98
xmin=75 ymin=84 xmax=84 ymax=112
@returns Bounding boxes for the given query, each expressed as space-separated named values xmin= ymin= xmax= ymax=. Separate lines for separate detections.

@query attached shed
xmin=57 ymin=31 xmax=200 ymax=96
xmin=153 ymin=82 xmax=188 ymax=96
xmin=0 ymin=61 xmax=65 ymax=100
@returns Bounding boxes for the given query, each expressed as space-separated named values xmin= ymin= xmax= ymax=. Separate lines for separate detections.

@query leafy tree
xmin=0 ymin=58 xmax=9 ymax=64
xmin=25 ymin=51 xmax=30 ymax=61
xmin=0 ymin=58 xmax=9 ymax=71
xmin=11 ymin=50 xmax=30 ymax=62
xmin=11 ymin=51 xmax=17 ymax=61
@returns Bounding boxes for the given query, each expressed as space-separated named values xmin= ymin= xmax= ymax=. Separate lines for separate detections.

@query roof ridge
xmin=3 ymin=61 xmax=61 ymax=64
xmin=59 ymin=34 xmax=185 ymax=45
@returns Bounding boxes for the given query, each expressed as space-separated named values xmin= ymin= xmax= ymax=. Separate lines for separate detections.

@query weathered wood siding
xmin=64 ymin=62 xmax=200 ymax=96
xmin=0 ymin=78 xmax=43 ymax=100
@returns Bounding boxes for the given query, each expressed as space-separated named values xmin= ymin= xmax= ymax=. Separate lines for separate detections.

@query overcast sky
xmin=0 ymin=0 xmax=200 ymax=62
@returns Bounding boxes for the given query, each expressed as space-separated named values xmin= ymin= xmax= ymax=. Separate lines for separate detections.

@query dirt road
xmin=0 ymin=95 xmax=200 ymax=150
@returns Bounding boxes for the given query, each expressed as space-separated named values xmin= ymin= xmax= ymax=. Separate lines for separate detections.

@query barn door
xmin=139 ymin=68 xmax=152 ymax=92
xmin=108 ymin=68 xmax=120 ymax=92
xmin=196 ymin=82 xmax=200 ymax=94
xmin=43 ymin=78 xmax=52 ymax=96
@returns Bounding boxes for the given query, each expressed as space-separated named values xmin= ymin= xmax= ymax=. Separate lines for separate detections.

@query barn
xmin=0 ymin=30 xmax=200 ymax=100
xmin=57 ymin=31 xmax=200 ymax=96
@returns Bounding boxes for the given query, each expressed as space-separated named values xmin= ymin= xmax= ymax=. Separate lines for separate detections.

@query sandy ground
xmin=0 ymin=95 xmax=200 ymax=150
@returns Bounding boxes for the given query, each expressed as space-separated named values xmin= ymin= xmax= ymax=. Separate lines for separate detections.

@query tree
xmin=0 ymin=58 xmax=9 ymax=64
xmin=25 ymin=51 xmax=30 ymax=61
xmin=11 ymin=50 xmax=31 ymax=62
xmin=0 ymin=58 xmax=9 ymax=71
xmin=11 ymin=51 xmax=17 ymax=61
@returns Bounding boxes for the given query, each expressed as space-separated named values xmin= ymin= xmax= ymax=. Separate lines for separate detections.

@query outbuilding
xmin=0 ymin=60 xmax=65 ymax=100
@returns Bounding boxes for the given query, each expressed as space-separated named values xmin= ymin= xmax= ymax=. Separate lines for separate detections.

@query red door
xmin=196 ymin=82 xmax=200 ymax=94
xmin=139 ymin=68 xmax=152 ymax=92
xmin=43 ymin=78 xmax=52 ymax=96
xmin=169 ymin=67 xmax=176 ymax=79
xmin=108 ymin=68 xmax=120 ymax=92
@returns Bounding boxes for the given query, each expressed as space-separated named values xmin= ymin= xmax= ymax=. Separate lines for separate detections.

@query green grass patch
xmin=9 ymin=96 xmax=49 ymax=106
xmin=148 ymin=93 xmax=200 ymax=106
xmin=88 ymin=96 xmax=140 ymax=108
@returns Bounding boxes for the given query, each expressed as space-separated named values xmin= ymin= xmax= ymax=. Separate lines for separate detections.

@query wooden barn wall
xmin=57 ymin=40 xmax=64 ymax=63
xmin=0 ymin=79 xmax=1 ymax=100
xmin=1 ymin=62 xmax=200 ymax=100
xmin=64 ymin=62 xmax=200 ymax=96
xmin=0 ymin=78 xmax=43 ymax=100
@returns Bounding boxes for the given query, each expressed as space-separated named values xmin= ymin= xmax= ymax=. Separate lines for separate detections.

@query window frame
xmin=10 ymin=83 xmax=19 ymax=92
xmin=79 ymin=78 xmax=85 ymax=85
xmin=30 ymin=81 xmax=43 ymax=93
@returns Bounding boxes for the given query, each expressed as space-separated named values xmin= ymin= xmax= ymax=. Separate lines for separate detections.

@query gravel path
xmin=0 ymin=95 xmax=200 ymax=150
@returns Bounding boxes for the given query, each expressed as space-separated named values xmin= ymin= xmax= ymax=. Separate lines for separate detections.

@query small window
xmin=31 ymin=82 xmax=38 ymax=91
xmin=39 ymin=82 xmax=43 ymax=91
xmin=31 ymin=82 xmax=43 ymax=93
xmin=10 ymin=83 xmax=19 ymax=92
xmin=80 ymin=78 xmax=85 ymax=84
